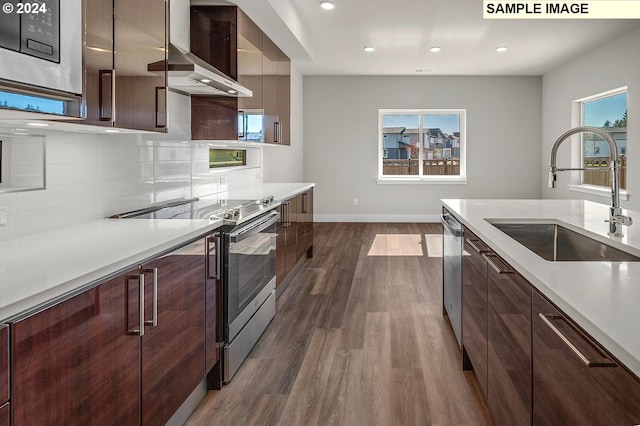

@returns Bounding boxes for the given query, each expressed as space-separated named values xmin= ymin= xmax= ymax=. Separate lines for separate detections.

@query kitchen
xmin=0 ymin=0 xmax=639 ymax=424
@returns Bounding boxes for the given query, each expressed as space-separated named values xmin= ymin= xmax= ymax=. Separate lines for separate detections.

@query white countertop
xmin=0 ymin=218 xmax=222 ymax=322
xmin=228 ymin=182 xmax=315 ymax=202
xmin=0 ymin=183 xmax=315 ymax=323
xmin=442 ymin=199 xmax=640 ymax=377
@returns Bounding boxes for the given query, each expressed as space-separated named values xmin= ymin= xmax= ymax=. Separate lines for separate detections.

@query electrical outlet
xmin=219 ymin=176 xmax=227 ymax=186
xmin=353 ymin=198 xmax=359 ymax=206
xmin=0 ymin=207 xmax=7 ymax=226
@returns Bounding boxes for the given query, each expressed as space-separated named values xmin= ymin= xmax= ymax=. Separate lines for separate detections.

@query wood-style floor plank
xmin=185 ymin=222 xmax=491 ymax=426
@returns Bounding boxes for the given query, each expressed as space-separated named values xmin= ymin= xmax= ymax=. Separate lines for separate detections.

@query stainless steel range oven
xmin=221 ymin=208 xmax=279 ymax=382
xmin=112 ymin=196 xmax=280 ymax=383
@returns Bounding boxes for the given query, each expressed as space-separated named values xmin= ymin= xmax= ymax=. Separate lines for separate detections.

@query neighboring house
xmin=382 ymin=127 xmax=419 ymax=159
xmin=425 ymin=128 xmax=460 ymax=159
xmin=584 ymin=128 xmax=627 ymax=157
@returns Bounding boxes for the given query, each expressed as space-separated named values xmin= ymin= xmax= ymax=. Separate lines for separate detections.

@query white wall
xmin=541 ymin=26 xmax=640 ymax=211
xmin=303 ymin=76 xmax=542 ymax=222
xmin=0 ymin=130 xmax=263 ymax=241
xmin=262 ymin=64 xmax=304 ymax=182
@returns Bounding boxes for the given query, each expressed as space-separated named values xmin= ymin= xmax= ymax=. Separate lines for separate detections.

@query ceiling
xmin=224 ymin=0 xmax=640 ymax=76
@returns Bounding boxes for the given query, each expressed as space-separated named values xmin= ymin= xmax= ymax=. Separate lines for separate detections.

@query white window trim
xmin=571 ymin=86 xmax=629 ymax=195
xmin=568 ymin=183 xmax=630 ymax=201
xmin=377 ymin=108 xmax=467 ymax=183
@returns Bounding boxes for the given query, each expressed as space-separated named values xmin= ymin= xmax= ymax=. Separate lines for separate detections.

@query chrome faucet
xmin=549 ymin=125 xmax=632 ymax=237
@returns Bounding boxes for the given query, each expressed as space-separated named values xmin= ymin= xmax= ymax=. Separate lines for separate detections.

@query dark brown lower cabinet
xmin=462 ymin=230 xmax=490 ymax=398
xmin=0 ymin=325 xmax=8 ymax=406
xmin=12 ymin=267 xmax=141 ymax=426
xmin=0 ymin=402 xmax=9 ymax=426
xmin=486 ymin=254 xmax=531 ymax=426
xmin=532 ymin=291 xmax=640 ymax=425
xmin=139 ymin=238 xmax=206 ymax=425
xmin=276 ymin=189 xmax=314 ymax=287
xmin=11 ymin=234 xmax=216 ymax=425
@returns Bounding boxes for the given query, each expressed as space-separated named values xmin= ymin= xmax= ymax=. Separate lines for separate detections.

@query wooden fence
xmin=382 ymin=159 xmax=460 ymax=176
xmin=583 ymin=155 xmax=626 ymax=189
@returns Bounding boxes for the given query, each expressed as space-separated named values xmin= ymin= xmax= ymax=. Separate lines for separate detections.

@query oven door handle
xmin=229 ymin=211 xmax=281 ymax=243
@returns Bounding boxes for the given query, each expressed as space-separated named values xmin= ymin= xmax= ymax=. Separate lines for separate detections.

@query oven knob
xmin=223 ymin=210 xmax=233 ymax=220
xmin=262 ymin=195 xmax=274 ymax=204
xmin=233 ymin=208 xmax=241 ymax=217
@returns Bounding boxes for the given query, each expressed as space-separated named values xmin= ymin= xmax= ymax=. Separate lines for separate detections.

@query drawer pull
xmin=538 ymin=313 xmax=616 ymax=368
xmin=483 ymin=254 xmax=514 ymax=274
xmin=467 ymin=239 xmax=489 ymax=253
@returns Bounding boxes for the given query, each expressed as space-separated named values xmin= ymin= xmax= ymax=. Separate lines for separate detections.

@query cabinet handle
xmin=273 ymin=122 xmax=279 ymax=143
xmin=126 ymin=274 xmax=145 ymax=336
xmin=206 ymin=233 xmax=221 ymax=279
xmin=483 ymin=253 xmax=514 ymax=274
xmin=143 ymin=268 xmax=158 ymax=327
xmin=155 ymin=86 xmax=167 ymax=128
xmin=302 ymin=193 xmax=308 ymax=214
xmin=538 ymin=313 xmax=617 ymax=368
xmin=287 ymin=201 xmax=292 ymax=227
xmin=238 ymin=111 xmax=245 ymax=138
xmin=467 ymin=239 xmax=489 ymax=254
xmin=98 ymin=69 xmax=113 ymax=121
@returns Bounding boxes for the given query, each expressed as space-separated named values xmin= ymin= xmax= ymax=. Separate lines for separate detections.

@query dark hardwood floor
xmin=186 ymin=222 xmax=491 ymax=425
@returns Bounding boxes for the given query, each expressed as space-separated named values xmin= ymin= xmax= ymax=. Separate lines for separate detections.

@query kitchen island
xmin=442 ymin=198 xmax=640 ymax=378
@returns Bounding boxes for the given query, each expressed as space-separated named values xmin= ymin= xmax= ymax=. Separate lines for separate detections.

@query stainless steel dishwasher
xmin=441 ymin=207 xmax=462 ymax=348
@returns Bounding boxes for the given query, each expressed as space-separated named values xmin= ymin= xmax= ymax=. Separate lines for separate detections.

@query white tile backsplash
xmin=0 ymin=129 xmax=264 ymax=241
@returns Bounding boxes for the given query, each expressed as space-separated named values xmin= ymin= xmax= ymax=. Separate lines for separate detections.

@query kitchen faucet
xmin=549 ymin=125 xmax=632 ymax=236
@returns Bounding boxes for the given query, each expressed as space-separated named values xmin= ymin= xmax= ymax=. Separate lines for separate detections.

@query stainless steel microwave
xmin=0 ymin=0 xmax=82 ymax=118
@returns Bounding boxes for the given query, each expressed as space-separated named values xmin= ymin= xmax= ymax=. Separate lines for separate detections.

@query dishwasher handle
xmin=441 ymin=213 xmax=462 ymax=237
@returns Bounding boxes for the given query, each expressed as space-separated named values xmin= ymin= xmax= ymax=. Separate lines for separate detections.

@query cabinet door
xmin=461 ymin=230 xmax=489 ymax=398
xmin=114 ymin=0 xmax=167 ymax=131
xmin=205 ymin=233 xmax=222 ymax=389
xmin=532 ymin=291 xmax=640 ymax=425
xmin=486 ymin=255 xmax=531 ymax=425
xmin=276 ymin=203 xmax=287 ymax=286
xmin=191 ymin=96 xmax=239 ymax=140
xmin=83 ymin=0 xmax=114 ymax=126
xmin=12 ymin=268 xmax=141 ymax=426
xmin=0 ymin=403 xmax=8 ymax=426
xmin=276 ymin=53 xmax=291 ymax=145
xmin=262 ymin=35 xmax=279 ymax=144
xmin=0 ymin=325 xmax=7 ymax=406
xmin=237 ymin=9 xmax=264 ymax=142
xmin=140 ymin=239 xmax=206 ymax=426
xmin=304 ymin=189 xmax=314 ymax=257
xmin=285 ymin=196 xmax=299 ymax=274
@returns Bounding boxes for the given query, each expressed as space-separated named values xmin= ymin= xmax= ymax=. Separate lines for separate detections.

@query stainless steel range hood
xmin=148 ymin=44 xmax=252 ymax=97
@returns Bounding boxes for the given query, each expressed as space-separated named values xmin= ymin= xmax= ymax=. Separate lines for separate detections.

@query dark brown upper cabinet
xmin=82 ymin=0 xmax=168 ymax=132
xmin=190 ymin=6 xmax=290 ymax=144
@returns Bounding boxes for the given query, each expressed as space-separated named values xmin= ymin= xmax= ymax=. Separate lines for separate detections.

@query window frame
xmin=568 ymin=87 xmax=629 ymax=199
xmin=377 ymin=108 xmax=467 ymax=184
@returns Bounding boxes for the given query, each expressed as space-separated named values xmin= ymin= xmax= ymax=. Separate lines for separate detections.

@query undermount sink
xmin=490 ymin=222 xmax=640 ymax=262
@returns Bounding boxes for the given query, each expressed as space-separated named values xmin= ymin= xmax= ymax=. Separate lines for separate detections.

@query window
xmin=580 ymin=89 xmax=627 ymax=190
xmin=378 ymin=109 xmax=466 ymax=182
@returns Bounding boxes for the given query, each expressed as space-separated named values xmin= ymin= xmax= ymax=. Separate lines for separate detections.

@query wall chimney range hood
xmin=148 ymin=44 xmax=253 ymax=97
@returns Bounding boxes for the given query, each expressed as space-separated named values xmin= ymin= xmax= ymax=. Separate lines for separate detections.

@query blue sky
xmin=0 ymin=91 xmax=65 ymax=115
xmin=584 ymin=92 xmax=627 ymax=127
xmin=383 ymin=114 xmax=460 ymax=133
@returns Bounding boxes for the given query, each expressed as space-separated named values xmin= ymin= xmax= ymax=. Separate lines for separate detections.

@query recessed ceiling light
xmin=429 ymin=46 xmax=441 ymax=53
xmin=364 ymin=46 xmax=375 ymax=53
xmin=496 ymin=46 xmax=508 ymax=53
xmin=27 ymin=122 xmax=49 ymax=127
xmin=320 ymin=1 xmax=335 ymax=10
xmin=227 ymin=89 xmax=238 ymax=94
xmin=414 ymin=69 xmax=433 ymax=73
xmin=104 ymin=129 xmax=121 ymax=133
xmin=200 ymin=79 xmax=212 ymax=83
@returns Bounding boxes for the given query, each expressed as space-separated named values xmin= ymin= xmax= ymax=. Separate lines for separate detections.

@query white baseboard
xmin=313 ymin=214 xmax=441 ymax=223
